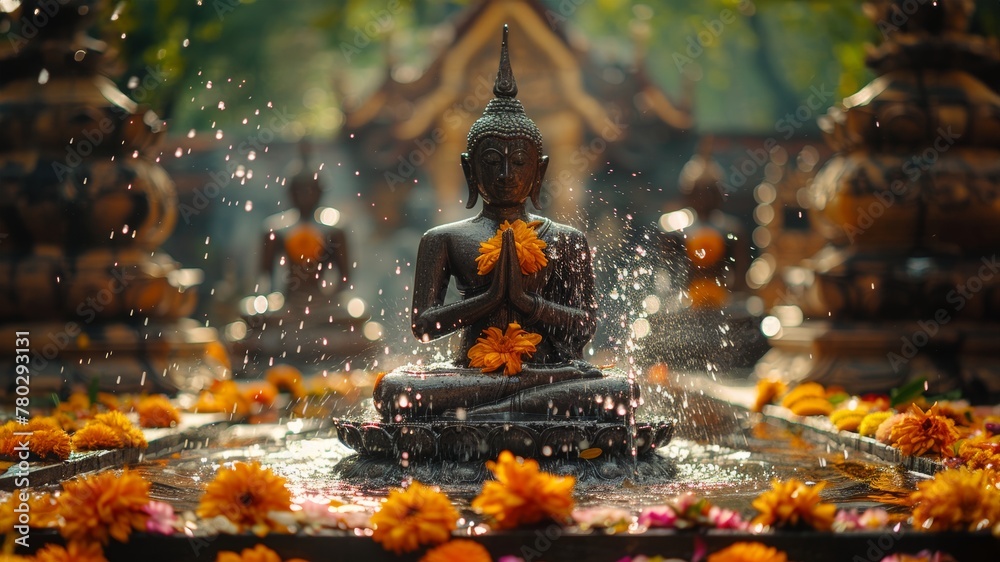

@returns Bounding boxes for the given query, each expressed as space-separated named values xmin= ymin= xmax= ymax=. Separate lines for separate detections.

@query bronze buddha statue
xmin=372 ymin=26 xmax=636 ymax=423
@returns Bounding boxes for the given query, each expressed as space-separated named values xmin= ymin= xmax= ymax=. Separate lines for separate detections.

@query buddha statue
xmin=372 ymin=26 xmax=637 ymax=423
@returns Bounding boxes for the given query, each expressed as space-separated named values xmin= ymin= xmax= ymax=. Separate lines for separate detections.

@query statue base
xmin=332 ymin=418 xmax=673 ymax=461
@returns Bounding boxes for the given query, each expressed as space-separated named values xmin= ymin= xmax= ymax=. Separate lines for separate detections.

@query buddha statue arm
xmin=410 ymin=230 xmax=508 ymax=341
xmin=506 ymin=229 xmax=597 ymax=352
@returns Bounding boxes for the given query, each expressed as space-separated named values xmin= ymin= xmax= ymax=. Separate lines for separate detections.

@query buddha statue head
xmin=288 ymin=140 xmax=322 ymax=217
xmin=461 ymin=25 xmax=549 ymax=211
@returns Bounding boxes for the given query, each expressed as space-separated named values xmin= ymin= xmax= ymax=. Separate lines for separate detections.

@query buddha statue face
xmin=462 ymin=136 xmax=548 ymax=209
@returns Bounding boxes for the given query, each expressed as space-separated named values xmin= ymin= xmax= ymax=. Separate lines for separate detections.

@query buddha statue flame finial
xmin=494 ymin=24 xmax=517 ymax=97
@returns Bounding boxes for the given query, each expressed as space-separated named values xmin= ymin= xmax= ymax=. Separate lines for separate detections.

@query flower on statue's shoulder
xmin=197 ymin=461 xmax=292 ymax=535
xmin=707 ymin=542 xmax=787 ymax=562
xmin=889 ymin=403 xmax=960 ymax=457
xmin=751 ymin=478 xmax=836 ymax=531
xmin=909 ymin=466 xmax=1000 ymax=532
xmin=419 ymin=539 xmax=492 ymax=562
xmin=371 ymin=481 xmax=458 ymax=555
xmin=135 ymin=394 xmax=181 ymax=428
xmin=467 ymin=323 xmax=543 ymax=376
xmin=57 ymin=469 xmax=151 ymax=545
xmin=216 ymin=544 xmax=309 ymax=562
xmin=33 ymin=542 xmax=108 ymax=562
xmin=472 ymin=450 xmax=575 ymax=529
xmin=752 ymin=378 xmax=786 ymax=413
xmin=476 ymin=219 xmax=548 ymax=276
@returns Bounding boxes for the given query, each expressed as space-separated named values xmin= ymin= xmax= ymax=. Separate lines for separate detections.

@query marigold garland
xmin=751 ymin=478 xmax=836 ymax=531
xmin=370 ymin=481 xmax=458 ymax=555
xmin=476 ymin=219 xmax=547 ymax=276
xmin=472 ymin=450 xmax=575 ymax=529
xmin=33 ymin=542 xmax=108 ymax=562
xmin=57 ymin=469 xmax=151 ymax=545
xmin=0 ymin=427 xmax=71 ymax=461
xmin=707 ymin=541 xmax=788 ymax=562
xmin=958 ymin=435 xmax=1000 ymax=470
xmin=910 ymin=467 xmax=1000 ymax=531
xmin=419 ymin=539 xmax=492 ymax=562
xmin=72 ymin=423 xmax=125 ymax=450
xmin=467 ymin=322 xmax=543 ymax=376
xmin=135 ymin=395 xmax=181 ymax=428
xmin=216 ymin=544 xmax=309 ymax=562
xmin=197 ymin=461 xmax=292 ymax=534
xmin=889 ymin=404 xmax=960 ymax=457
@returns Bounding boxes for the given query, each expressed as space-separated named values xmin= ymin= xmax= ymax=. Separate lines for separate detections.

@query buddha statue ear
xmin=530 ymin=154 xmax=549 ymax=210
xmin=461 ymin=152 xmax=479 ymax=209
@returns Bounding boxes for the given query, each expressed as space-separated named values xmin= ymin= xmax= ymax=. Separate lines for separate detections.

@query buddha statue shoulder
xmin=374 ymin=26 xmax=636 ymax=423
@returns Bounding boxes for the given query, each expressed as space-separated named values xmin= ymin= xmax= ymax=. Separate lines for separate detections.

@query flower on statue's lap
xmin=467 ymin=322 xmax=542 ymax=376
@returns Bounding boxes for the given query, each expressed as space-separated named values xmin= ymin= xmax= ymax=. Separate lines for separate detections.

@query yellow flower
xmin=780 ymin=382 xmax=825 ymax=408
xmin=707 ymin=542 xmax=788 ymax=562
xmin=371 ymin=481 xmax=458 ymax=555
xmin=910 ymin=467 xmax=1000 ymax=531
xmin=467 ymin=323 xmax=543 ymax=376
xmin=752 ymin=379 xmax=786 ymax=413
xmin=216 ymin=544 xmax=309 ymax=562
xmin=751 ymin=478 xmax=836 ymax=530
xmin=472 ymin=450 xmax=575 ymax=529
xmin=285 ymin=224 xmax=326 ymax=265
xmin=889 ymin=404 xmax=960 ymax=457
xmin=859 ymin=411 xmax=894 ymax=437
xmin=194 ymin=380 xmax=251 ymax=418
xmin=420 ymin=539 xmax=492 ymax=562
xmin=476 ymin=219 xmax=547 ymax=276
xmin=136 ymin=395 xmax=181 ymax=428
xmin=34 ymin=542 xmax=107 ymax=562
xmin=779 ymin=383 xmax=833 ymax=416
xmin=0 ymin=492 xmax=58 ymax=532
xmin=197 ymin=461 xmax=292 ymax=534
xmin=830 ymin=408 xmax=869 ymax=432
xmin=958 ymin=435 xmax=1000 ymax=470
xmin=57 ymin=469 xmax=151 ymax=544
xmin=266 ymin=365 xmax=307 ymax=399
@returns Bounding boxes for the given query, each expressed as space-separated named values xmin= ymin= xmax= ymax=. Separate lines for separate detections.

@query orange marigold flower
xmin=34 ymin=542 xmax=108 ymax=562
xmin=57 ymin=469 xmax=151 ymax=544
xmin=136 ymin=395 xmax=181 ymax=428
xmin=688 ymin=278 xmax=728 ymax=309
xmin=958 ymin=435 xmax=1000 ymax=470
xmin=910 ymin=467 xmax=1000 ymax=531
xmin=371 ymin=481 xmax=458 ymax=555
xmin=285 ymin=224 xmax=326 ymax=265
xmin=752 ymin=378 xmax=786 ymax=413
xmin=419 ymin=539 xmax=491 ymax=562
xmin=72 ymin=422 xmax=125 ymax=451
xmin=707 ymin=541 xmax=788 ymax=562
xmin=472 ymin=450 xmax=575 ymax=529
xmin=0 ymin=492 xmax=58 ymax=532
xmin=93 ymin=411 xmax=148 ymax=448
xmin=195 ymin=380 xmax=251 ymax=418
xmin=889 ymin=404 xmax=960 ymax=457
xmin=467 ymin=323 xmax=543 ymax=376
xmin=197 ymin=461 xmax=292 ymax=533
xmin=476 ymin=219 xmax=547 ymax=276
xmin=216 ymin=544 xmax=309 ymax=562
xmin=0 ymin=427 xmax=71 ymax=461
xmin=751 ymin=478 xmax=836 ymax=530
xmin=266 ymin=365 xmax=307 ymax=399
xmin=244 ymin=383 xmax=279 ymax=407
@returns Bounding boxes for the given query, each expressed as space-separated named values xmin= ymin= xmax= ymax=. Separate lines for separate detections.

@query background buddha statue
xmin=374 ymin=26 xmax=636 ymax=423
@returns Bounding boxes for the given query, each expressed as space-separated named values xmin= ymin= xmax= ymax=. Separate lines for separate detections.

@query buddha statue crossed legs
xmin=374 ymin=26 xmax=636 ymax=423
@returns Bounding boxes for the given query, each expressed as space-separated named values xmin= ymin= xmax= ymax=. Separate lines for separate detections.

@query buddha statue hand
xmin=498 ymin=228 xmax=540 ymax=318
